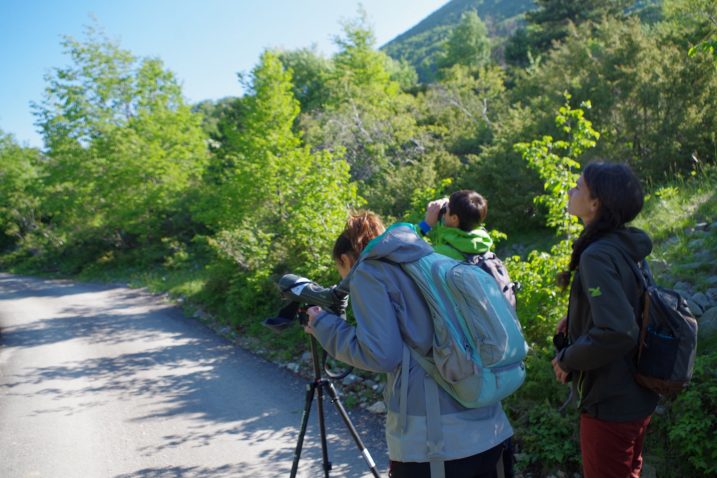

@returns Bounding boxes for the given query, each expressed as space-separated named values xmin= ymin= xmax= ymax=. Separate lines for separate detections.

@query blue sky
xmin=0 ymin=0 xmax=448 ymax=148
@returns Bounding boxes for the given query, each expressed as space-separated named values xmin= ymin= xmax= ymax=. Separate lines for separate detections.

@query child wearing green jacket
xmin=417 ymin=190 xmax=515 ymax=476
xmin=418 ymin=189 xmax=493 ymax=260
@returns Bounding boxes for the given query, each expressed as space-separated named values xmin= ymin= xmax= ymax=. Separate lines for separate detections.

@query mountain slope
xmin=381 ymin=0 xmax=535 ymax=82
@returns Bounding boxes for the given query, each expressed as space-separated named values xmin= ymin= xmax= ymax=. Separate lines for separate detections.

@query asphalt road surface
xmin=0 ymin=273 xmax=389 ymax=478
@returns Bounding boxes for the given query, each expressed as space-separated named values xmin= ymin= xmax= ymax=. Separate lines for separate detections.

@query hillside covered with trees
xmin=381 ymin=0 xmax=535 ymax=81
xmin=1 ymin=0 xmax=716 ymax=475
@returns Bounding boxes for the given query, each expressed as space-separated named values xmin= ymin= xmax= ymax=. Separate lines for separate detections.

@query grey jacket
xmin=312 ymin=223 xmax=512 ymax=462
xmin=558 ymin=227 xmax=659 ymax=420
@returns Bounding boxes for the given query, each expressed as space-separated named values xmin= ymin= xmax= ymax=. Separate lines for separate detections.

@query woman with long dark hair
xmin=552 ymin=162 xmax=659 ymax=477
xmin=306 ymin=211 xmax=514 ymax=478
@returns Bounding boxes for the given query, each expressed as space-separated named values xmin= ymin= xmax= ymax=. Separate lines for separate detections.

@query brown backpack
xmin=616 ymin=247 xmax=699 ymax=397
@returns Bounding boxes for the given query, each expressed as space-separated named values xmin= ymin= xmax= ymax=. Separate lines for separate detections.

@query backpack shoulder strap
xmin=608 ymin=244 xmax=649 ymax=291
xmin=609 ymin=244 xmax=652 ymax=359
xmin=462 ymin=248 xmax=488 ymax=264
xmin=424 ymin=375 xmax=446 ymax=478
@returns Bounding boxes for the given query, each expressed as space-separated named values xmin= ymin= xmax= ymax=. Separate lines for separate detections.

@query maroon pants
xmin=580 ymin=413 xmax=652 ymax=478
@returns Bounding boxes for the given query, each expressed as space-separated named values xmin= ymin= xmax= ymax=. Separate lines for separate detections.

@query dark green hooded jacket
xmin=557 ymin=227 xmax=659 ymax=421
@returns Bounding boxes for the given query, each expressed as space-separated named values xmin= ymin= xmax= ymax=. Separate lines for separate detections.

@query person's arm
xmin=418 ymin=198 xmax=448 ymax=236
xmin=309 ymin=264 xmax=403 ymax=373
xmin=558 ymin=249 xmax=639 ymax=373
xmin=551 ymin=316 xmax=570 ymax=382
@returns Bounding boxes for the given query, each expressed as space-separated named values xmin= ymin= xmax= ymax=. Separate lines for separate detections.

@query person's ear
xmin=589 ymin=198 xmax=600 ymax=216
xmin=445 ymin=212 xmax=460 ymax=228
xmin=340 ymin=254 xmax=355 ymax=270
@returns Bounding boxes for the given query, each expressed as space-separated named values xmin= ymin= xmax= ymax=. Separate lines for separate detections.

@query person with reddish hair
xmin=305 ymin=211 xmax=513 ymax=478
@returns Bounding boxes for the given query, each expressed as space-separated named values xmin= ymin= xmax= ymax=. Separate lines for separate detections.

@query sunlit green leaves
xmin=515 ymin=94 xmax=597 ymax=239
xmin=33 ymin=24 xmax=208 ymax=245
xmin=0 ymin=131 xmax=41 ymax=246
xmin=437 ymin=11 xmax=491 ymax=71
xmin=197 ymin=49 xmax=360 ymax=295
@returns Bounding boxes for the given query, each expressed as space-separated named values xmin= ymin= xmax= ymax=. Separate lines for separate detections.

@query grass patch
xmin=498 ymin=226 xmax=561 ymax=259
xmin=633 ymin=166 xmax=717 ymax=287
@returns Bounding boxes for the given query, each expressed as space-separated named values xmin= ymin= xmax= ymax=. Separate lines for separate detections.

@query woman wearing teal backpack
xmin=305 ymin=211 xmax=514 ymax=478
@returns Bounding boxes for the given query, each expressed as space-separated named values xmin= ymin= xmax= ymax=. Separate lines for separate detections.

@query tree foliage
xmin=276 ymin=47 xmax=333 ymax=112
xmin=0 ymin=131 xmax=41 ymax=249
xmin=32 ymin=24 xmax=208 ymax=247
xmin=437 ymin=11 xmax=491 ymax=72
xmin=195 ymin=50 xmax=360 ymax=304
xmin=668 ymin=0 xmax=717 ymax=67
xmin=381 ymin=0 xmax=535 ymax=82
xmin=506 ymin=0 xmax=632 ymax=65
xmin=301 ymin=15 xmax=444 ymax=217
xmin=515 ymin=94 xmax=599 ymax=239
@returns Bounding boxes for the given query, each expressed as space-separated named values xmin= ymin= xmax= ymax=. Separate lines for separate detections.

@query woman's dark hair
xmin=448 ymin=190 xmax=488 ymax=231
xmin=332 ymin=211 xmax=385 ymax=262
xmin=557 ymin=162 xmax=644 ymax=288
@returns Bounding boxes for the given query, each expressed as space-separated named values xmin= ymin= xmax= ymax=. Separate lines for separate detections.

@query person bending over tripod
xmin=305 ymin=211 xmax=513 ymax=478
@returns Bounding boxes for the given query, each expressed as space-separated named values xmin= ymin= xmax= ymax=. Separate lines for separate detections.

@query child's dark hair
xmin=448 ymin=190 xmax=488 ymax=231
xmin=557 ymin=162 xmax=644 ymax=288
xmin=332 ymin=211 xmax=385 ymax=262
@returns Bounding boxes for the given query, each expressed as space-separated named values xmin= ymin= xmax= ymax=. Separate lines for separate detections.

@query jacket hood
xmin=432 ymin=224 xmax=493 ymax=255
xmin=591 ymin=226 xmax=653 ymax=262
xmin=360 ymin=222 xmax=434 ymax=264
xmin=334 ymin=223 xmax=434 ymax=295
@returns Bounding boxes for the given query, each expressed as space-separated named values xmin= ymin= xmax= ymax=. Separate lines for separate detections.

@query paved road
xmin=0 ymin=273 xmax=388 ymax=478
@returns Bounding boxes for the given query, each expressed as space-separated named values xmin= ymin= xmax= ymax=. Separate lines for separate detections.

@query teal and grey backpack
xmin=382 ymin=224 xmax=529 ymax=408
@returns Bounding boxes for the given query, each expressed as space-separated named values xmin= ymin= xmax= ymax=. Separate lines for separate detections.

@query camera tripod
xmin=289 ymin=335 xmax=381 ymax=478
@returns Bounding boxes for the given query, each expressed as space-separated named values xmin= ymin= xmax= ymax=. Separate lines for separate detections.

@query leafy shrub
xmin=518 ymin=402 xmax=581 ymax=474
xmin=647 ymin=351 xmax=717 ymax=477
xmin=502 ymin=241 xmax=581 ymax=475
xmin=505 ymin=351 xmax=581 ymax=474
xmin=506 ymin=241 xmax=570 ymax=352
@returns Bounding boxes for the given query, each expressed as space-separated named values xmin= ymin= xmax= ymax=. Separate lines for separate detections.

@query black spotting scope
xmin=263 ymin=274 xmax=349 ymax=332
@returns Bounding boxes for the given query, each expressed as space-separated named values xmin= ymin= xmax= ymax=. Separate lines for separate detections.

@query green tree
xmin=385 ymin=57 xmax=419 ymax=91
xmin=299 ymin=13 xmax=455 ymax=218
xmin=437 ymin=10 xmax=491 ymax=71
xmin=506 ymin=0 xmax=630 ymax=65
xmin=328 ymin=12 xmax=399 ymax=107
xmin=300 ymin=14 xmax=430 ymax=214
xmin=276 ymin=46 xmax=333 ymax=112
xmin=193 ymin=96 xmax=243 ymax=147
xmin=0 ymin=131 xmax=41 ymax=250
xmin=510 ymin=15 xmax=717 ymax=178
xmin=197 ymin=50 xmax=302 ymax=229
xmin=666 ymin=0 xmax=717 ymax=66
xmin=33 ymin=24 xmax=208 ymax=249
xmin=197 ymin=50 xmax=359 ymax=299
xmin=422 ymin=64 xmax=508 ymax=154
xmin=515 ymin=94 xmax=599 ymax=239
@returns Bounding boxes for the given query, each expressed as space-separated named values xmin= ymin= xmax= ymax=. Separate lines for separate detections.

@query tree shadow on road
xmin=0 ymin=279 xmax=388 ymax=477
xmin=0 ymin=273 xmax=134 ymax=300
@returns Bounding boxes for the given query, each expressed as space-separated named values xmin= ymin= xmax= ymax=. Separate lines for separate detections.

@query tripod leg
xmin=290 ymin=381 xmax=317 ymax=478
xmin=322 ymin=380 xmax=381 ymax=478
xmin=316 ymin=382 xmax=332 ymax=477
